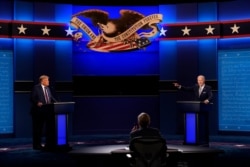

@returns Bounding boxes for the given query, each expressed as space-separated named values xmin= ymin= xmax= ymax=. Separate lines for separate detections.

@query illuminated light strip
xmin=0 ymin=148 xmax=9 ymax=151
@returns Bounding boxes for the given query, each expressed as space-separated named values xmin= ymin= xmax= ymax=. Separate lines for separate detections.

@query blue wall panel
xmin=218 ymin=0 xmax=250 ymax=21
xmin=159 ymin=41 xmax=177 ymax=80
xmin=73 ymin=49 xmax=159 ymax=76
xmin=54 ymin=3 xmax=73 ymax=81
xmin=176 ymin=3 xmax=197 ymax=22
xmin=176 ymin=40 xmax=199 ymax=84
xmin=55 ymin=4 xmax=72 ymax=23
xmin=218 ymin=38 xmax=250 ymax=50
xmin=159 ymin=92 xmax=177 ymax=134
xmin=72 ymin=96 xmax=160 ymax=135
xmin=33 ymin=2 xmax=55 ymax=22
xmin=0 ymin=39 xmax=13 ymax=51
xmin=33 ymin=40 xmax=56 ymax=82
xmin=14 ymin=1 xmax=33 ymax=21
xmin=198 ymin=2 xmax=217 ymax=22
xmin=197 ymin=2 xmax=218 ymax=79
xmin=14 ymin=93 xmax=32 ymax=137
xmin=0 ymin=51 xmax=13 ymax=134
xmin=55 ymin=40 xmax=72 ymax=81
xmin=159 ymin=4 xmax=176 ymax=23
xmin=14 ymin=39 xmax=34 ymax=80
xmin=218 ymin=49 xmax=250 ymax=132
xmin=0 ymin=1 xmax=13 ymax=20
xmin=198 ymin=39 xmax=217 ymax=79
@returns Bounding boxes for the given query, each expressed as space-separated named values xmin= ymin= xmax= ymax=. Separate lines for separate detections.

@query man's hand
xmin=173 ymin=83 xmax=180 ymax=87
xmin=37 ymin=102 xmax=43 ymax=107
xmin=204 ymin=99 xmax=209 ymax=104
xmin=131 ymin=124 xmax=138 ymax=133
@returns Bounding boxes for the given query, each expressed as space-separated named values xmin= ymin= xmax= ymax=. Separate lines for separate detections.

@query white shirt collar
xmin=200 ymin=84 xmax=205 ymax=89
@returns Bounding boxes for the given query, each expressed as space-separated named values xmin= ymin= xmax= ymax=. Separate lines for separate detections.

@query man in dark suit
xmin=129 ymin=112 xmax=167 ymax=166
xmin=30 ymin=75 xmax=58 ymax=150
xmin=129 ymin=112 xmax=165 ymax=145
xmin=173 ymin=75 xmax=213 ymax=104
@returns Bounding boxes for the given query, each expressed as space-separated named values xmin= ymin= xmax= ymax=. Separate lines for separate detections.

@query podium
xmin=176 ymin=101 xmax=212 ymax=146
xmin=43 ymin=102 xmax=75 ymax=151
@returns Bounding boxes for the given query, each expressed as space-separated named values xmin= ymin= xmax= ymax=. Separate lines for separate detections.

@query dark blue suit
xmin=30 ymin=84 xmax=57 ymax=149
xmin=130 ymin=127 xmax=162 ymax=139
xmin=129 ymin=127 xmax=167 ymax=160
xmin=181 ymin=84 xmax=213 ymax=102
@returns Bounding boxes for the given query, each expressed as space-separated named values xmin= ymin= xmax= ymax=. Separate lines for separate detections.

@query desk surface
xmin=69 ymin=144 xmax=224 ymax=155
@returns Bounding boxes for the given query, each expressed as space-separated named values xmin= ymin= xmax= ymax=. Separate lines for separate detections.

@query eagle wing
xmin=119 ymin=10 xmax=144 ymax=28
xmin=120 ymin=9 xmax=153 ymax=30
xmin=72 ymin=9 xmax=109 ymax=27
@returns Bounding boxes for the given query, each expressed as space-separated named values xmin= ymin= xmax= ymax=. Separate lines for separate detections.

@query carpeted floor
xmin=0 ymin=134 xmax=250 ymax=167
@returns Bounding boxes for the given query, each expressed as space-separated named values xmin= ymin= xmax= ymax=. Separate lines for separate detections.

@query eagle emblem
xmin=70 ymin=9 xmax=163 ymax=52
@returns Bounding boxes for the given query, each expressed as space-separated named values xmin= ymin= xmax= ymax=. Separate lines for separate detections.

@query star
xmin=205 ymin=25 xmax=215 ymax=35
xmin=181 ymin=26 xmax=191 ymax=36
xmin=41 ymin=26 xmax=51 ymax=36
xmin=230 ymin=24 xmax=240 ymax=34
xmin=17 ymin=24 xmax=27 ymax=34
xmin=159 ymin=27 xmax=167 ymax=36
xmin=65 ymin=26 xmax=75 ymax=37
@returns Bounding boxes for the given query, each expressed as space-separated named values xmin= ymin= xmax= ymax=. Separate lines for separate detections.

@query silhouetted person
xmin=130 ymin=112 xmax=163 ymax=140
xmin=129 ymin=112 xmax=167 ymax=167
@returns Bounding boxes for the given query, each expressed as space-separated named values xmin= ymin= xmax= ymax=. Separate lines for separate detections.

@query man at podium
xmin=173 ymin=75 xmax=213 ymax=104
xmin=173 ymin=75 xmax=213 ymax=146
xmin=30 ymin=75 xmax=58 ymax=150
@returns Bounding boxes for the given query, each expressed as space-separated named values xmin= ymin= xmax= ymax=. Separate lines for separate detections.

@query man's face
xmin=197 ymin=76 xmax=205 ymax=87
xmin=41 ymin=78 xmax=49 ymax=87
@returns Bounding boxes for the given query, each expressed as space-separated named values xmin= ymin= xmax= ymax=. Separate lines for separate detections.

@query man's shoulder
xmin=130 ymin=127 xmax=159 ymax=135
xmin=32 ymin=84 xmax=42 ymax=91
xmin=205 ymin=84 xmax=212 ymax=89
xmin=148 ymin=127 xmax=160 ymax=131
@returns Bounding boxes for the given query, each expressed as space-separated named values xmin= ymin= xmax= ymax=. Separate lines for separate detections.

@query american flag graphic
xmin=86 ymin=37 xmax=151 ymax=52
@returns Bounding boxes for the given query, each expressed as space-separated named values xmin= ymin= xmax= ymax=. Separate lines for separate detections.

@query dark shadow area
xmin=0 ymin=134 xmax=249 ymax=167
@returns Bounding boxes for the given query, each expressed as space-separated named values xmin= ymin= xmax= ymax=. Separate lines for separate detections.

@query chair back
xmin=130 ymin=136 xmax=167 ymax=167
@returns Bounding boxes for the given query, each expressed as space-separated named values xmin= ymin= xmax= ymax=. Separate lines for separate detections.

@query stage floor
xmin=1 ymin=134 xmax=250 ymax=167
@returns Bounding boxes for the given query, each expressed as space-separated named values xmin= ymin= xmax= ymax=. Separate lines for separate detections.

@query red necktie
xmin=44 ymin=87 xmax=50 ymax=104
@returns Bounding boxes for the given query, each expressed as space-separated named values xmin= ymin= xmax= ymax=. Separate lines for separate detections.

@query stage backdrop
xmin=218 ymin=49 xmax=250 ymax=132
xmin=70 ymin=6 xmax=162 ymax=134
xmin=0 ymin=50 xmax=13 ymax=134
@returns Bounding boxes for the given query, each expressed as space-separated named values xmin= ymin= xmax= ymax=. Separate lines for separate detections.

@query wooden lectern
xmin=176 ymin=101 xmax=212 ymax=146
xmin=44 ymin=101 xmax=75 ymax=151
